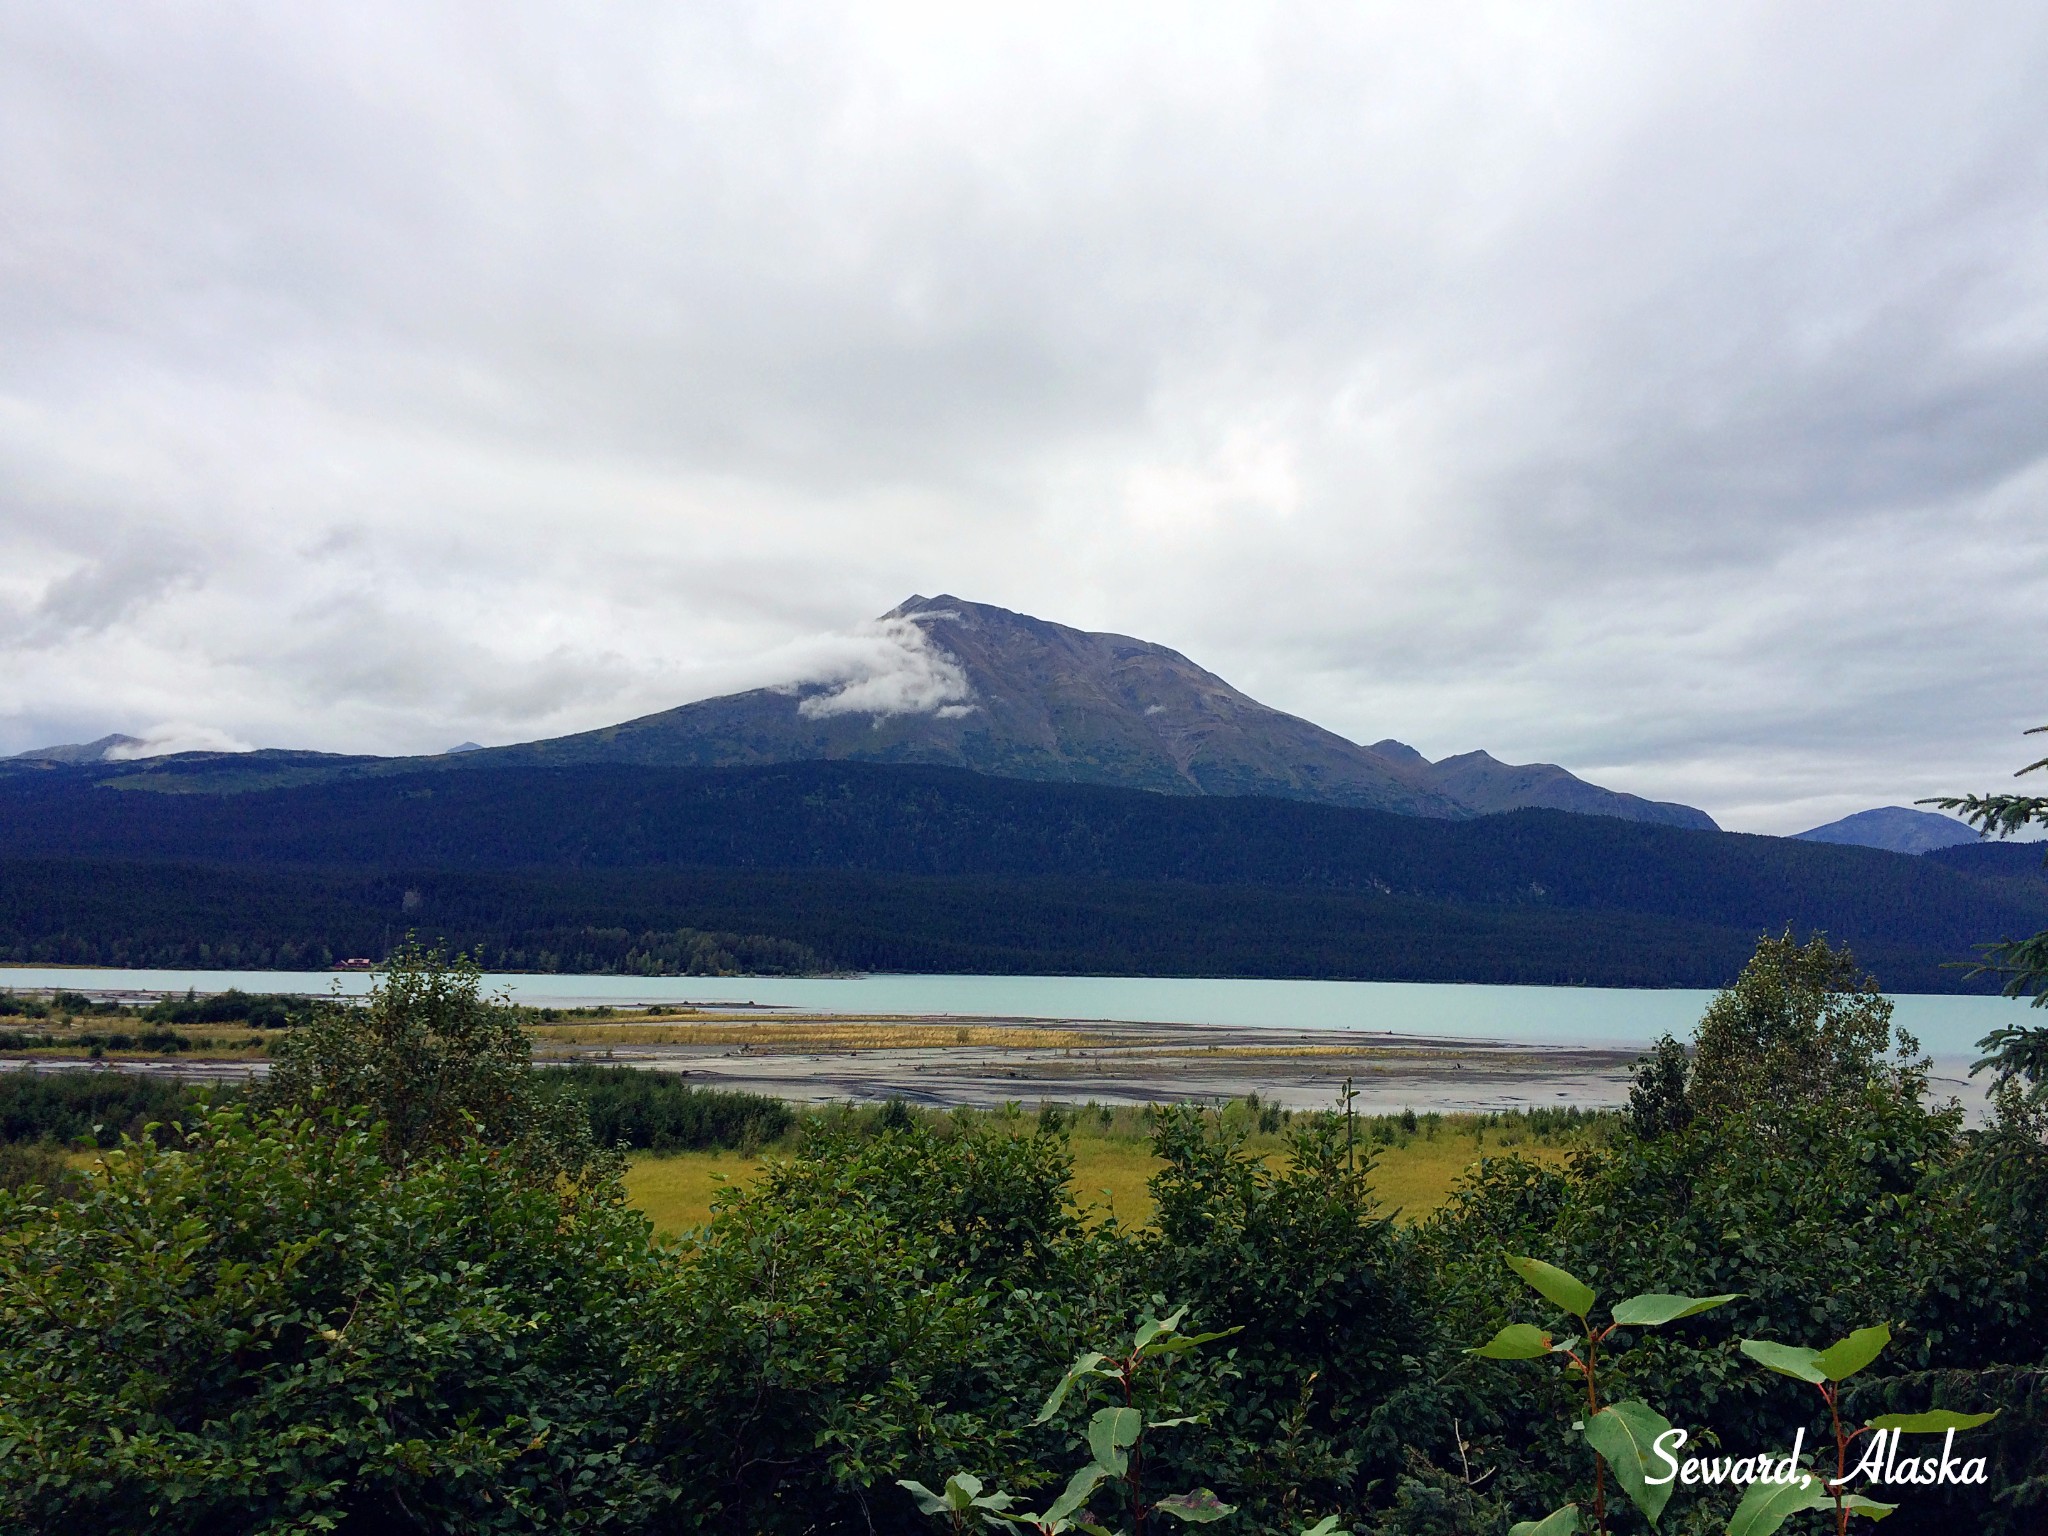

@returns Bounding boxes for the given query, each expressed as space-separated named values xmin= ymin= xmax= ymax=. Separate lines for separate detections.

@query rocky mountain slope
xmin=1368 ymin=740 xmax=1714 ymax=830
xmin=10 ymin=733 xmax=142 ymax=764
xmin=480 ymin=595 xmax=1715 ymax=827
xmin=9 ymin=595 xmax=1715 ymax=827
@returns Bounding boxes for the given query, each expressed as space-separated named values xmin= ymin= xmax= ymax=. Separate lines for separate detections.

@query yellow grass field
xmin=621 ymin=1126 xmax=1578 ymax=1236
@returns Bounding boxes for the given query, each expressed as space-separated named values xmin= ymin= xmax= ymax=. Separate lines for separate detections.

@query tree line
xmin=0 ymin=857 xmax=2014 ymax=991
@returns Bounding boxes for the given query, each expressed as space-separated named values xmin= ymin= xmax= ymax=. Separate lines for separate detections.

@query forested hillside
xmin=0 ymin=756 xmax=2041 ymax=986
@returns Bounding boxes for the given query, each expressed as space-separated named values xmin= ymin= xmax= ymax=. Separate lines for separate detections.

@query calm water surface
xmin=2 ymin=967 xmax=2031 ymax=1057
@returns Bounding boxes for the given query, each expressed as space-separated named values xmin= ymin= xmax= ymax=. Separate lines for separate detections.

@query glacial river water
xmin=2 ymin=967 xmax=2032 ymax=1059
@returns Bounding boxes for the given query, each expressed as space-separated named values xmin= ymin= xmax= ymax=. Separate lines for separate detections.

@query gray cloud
xmin=1 ymin=3 xmax=2045 ymax=829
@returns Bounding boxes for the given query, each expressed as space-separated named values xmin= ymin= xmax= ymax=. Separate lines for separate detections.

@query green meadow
xmin=622 ymin=1110 xmax=1584 ymax=1234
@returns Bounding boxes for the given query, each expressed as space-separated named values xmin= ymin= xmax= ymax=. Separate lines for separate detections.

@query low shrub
xmin=141 ymin=988 xmax=328 ymax=1029
xmin=0 ymin=1103 xmax=669 ymax=1534
xmin=0 ymin=1070 xmax=228 ymax=1148
xmin=536 ymin=1063 xmax=796 ymax=1152
xmin=0 ymin=1141 xmax=79 ymax=1199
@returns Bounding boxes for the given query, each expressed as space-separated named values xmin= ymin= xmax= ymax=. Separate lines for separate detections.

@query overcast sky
xmin=3 ymin=4 xmax=2046 ymax=832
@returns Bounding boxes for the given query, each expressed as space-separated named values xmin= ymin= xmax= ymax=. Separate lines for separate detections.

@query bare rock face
xmin=484 ymin=595 xmax=1715 ymax=828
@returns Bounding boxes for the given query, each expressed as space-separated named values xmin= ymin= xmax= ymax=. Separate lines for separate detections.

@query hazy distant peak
xmin=10 ymin=733 xmax=142 ymax=763
xmin=1368 ymin=738 xmax=1428 ymax=767
xmin=1424 ymin=748 xmax=1719 ymax=830
xmin=444 ymin=741 xmax=485 ymax=754
xmin=885 ymin=593 xmax=949 ymax=621
xmin=1794 ymin=806 xmax=1979 ymax=854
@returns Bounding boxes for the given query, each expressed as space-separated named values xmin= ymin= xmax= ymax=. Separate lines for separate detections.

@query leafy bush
xmin=906 ymin=1307 xmax=1245 ymax=1533
xmin=535 ymin=1063 xmax=795 ymax=1151
xmin=1687 ymin=929 xmax=1919 ymax=1122
xmin=0 ymin=1103 xmax=670 ymax=1535
xmin=141 ymin=987 xmax=327 ymax=1028
xmin=0 ymin=1140 xmax=79 ymax=1198
xmin=647 ymin=1120 xmax=1066 ymax=1530
xmin=264 ymin=940 xmax=606 ymax=1185
xmin=75 ymin=1027 xmax=192 ymax=1053
xmin=0 ymin=1069 xmax=228 ymax=1147
xmin=1132 ymin=1105 xmax=1434 ymax=1527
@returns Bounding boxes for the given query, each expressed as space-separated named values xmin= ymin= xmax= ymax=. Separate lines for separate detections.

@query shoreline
xmin=2 ymin=1001 xmax=1994 ymax=1117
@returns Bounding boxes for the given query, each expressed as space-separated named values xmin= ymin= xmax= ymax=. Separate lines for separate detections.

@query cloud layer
xmin=104 ymin=722 xmax=255 ymax=761
xmin=3 ymin=4 xmax=2046 ymax=830
xmin=790 ymin=613 xmax=976 ymax=721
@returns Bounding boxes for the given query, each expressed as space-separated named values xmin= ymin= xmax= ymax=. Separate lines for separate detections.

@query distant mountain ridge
xmin=1795 ymin=806 xmax=1981 ymax=854
xmin=472 ymin=594 xmax=1717 ymax=828
xmin=1370 ymin=739 xmax=1714 ymax=829
xmin=10 ymin=733 xmax=142 ymax=764
xmin=8 ymin=594 xmax=1714 ymax=828
xmin=0 ymin=758 xmax=2032 ymax=990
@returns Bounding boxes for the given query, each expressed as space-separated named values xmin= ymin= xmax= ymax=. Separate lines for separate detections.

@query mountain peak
xmin=1428 ymin=748 xmax=1715 ymax=830
xmin=1795 ymin=806 xmax=1979 ymax=854
xmin=1368 ymin=738 xmax=1429 ymax=768
xmin=11 ymin=733 xmax=143 ymax=764
xmin=469 ymin=595 xmax=1716 ymax=828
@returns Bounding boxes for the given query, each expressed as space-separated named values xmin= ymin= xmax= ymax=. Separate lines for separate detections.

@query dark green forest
xmin=0 ymin=759 xmax=2042 ymax=987
xmin=0 ymin=855 xmax=2011 ymax=990
xmin=3 ymin=938 xmax=2046 ymax=1534
xmin=2 ymin=762 xmax=2037 ymax=930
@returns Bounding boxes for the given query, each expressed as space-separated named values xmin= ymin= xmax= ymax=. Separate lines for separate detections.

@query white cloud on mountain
xmin=790 ymin=614 xmax=975 ymax=721
xmin=103 ymin=722 xmax=254 ymax=759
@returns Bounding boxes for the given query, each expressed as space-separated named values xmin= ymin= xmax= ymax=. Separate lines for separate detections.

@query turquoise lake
xmin=3 ymin=968 xmax=2032 ymax=1058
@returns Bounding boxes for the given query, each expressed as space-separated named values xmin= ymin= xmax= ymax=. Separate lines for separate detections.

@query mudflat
xmin=527 ymin=1012 xmax=1645 ymax=1112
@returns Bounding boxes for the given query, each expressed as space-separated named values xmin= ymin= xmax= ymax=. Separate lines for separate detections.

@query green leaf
xmin=1609 ymin=1291 xmax=1742 ymax=1327
xmin=1300 ymin=1517 xmax=1349 ymax=1536
xmin=1037 ymin=1352 xmax=1107 ymax=1423
xmin=1133 ymin=1306 xmax=1188 ymax=1351
xmin=1727 ymin=1475 xmax=1834 ymax=1536
xmin=1583 ymin=1400 xmax=1675 ymax=1527
xmin=1044 ymin=1463 xmax=1110 ymax=1523
xmin=1470 ymin=1323 xmax=1556 ymax=1359
xmin=1740 ymin=1339 xmax=1828 ymax=1385
xmin=1153 ymin=1489 xmax=1234 ymax=1524
xmin=1868 ymin=1408 xmax=1998 ymax=1433
xmin=1817 ymin=1324 xmax=1891 ymax=1382
xmin=1507 ymin=1507 xmax=1580 ymax=1536
xmin=896 ymin=1479 xmax=950 ymax=1516
xmin=1088 ymin=1407 xmax=1143 ymax=1475
xmin=1506 ymin=1254 xmax=1596 ymax=1317
xmin=1839 ymin=1494 xmax=1897 ymax=1521
xmin=1141 ymin=1326 xmax=1243 ymax=1357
